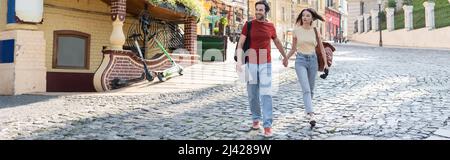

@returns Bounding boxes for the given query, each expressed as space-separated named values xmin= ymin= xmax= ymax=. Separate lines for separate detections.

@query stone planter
xmin=423 ymin=2 xmax=435 ymax=30
xmin=370 ymin=9 xmax=379 ymax=31
xmin=385 ymin=7 xmax=395 ymax=31
xmin=403 ymin=5 xmax=414 ymax=30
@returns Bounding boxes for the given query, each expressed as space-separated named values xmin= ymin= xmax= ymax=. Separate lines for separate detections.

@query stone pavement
xmin=1 ymin=43 xmax=449 ymax=140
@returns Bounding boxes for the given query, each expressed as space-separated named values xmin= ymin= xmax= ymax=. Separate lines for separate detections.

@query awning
xmin=101 ymin=0 xmax=193 ymax=23
xmin=325 ymin=8 xmax=341 ymax=26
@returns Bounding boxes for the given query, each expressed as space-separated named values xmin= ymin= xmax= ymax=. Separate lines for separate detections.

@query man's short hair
xmin=255 ymin=0 xmax=270 ymax=14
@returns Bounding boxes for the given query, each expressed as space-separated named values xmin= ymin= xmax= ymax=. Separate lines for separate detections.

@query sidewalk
xmin=33 ymin=40 xmax=290 ymax=97
xmin=6 ymin=42 xmax=450 ymax=140
xmin=328 ymin=125 xmax=450 ymax=140
xmin=326 ymin=126 xmax=450 ymax=140
xmin=336 ymin=41 xmax=450 ymax=51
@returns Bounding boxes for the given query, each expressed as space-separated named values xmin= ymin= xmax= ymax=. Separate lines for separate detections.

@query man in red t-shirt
xmin=235 ymin=0 xmax=287 ymax=138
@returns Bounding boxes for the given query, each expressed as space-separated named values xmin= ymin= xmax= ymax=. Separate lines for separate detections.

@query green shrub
xmin=213 ymin=28 xmax=219 ymax=35
xmin=403 ymin=0 xmax=413 ymax=6
xmin=220 ymin=17 xmax=228 ymax=26
xmin=387 ymin=0 xmax=396 ymax=8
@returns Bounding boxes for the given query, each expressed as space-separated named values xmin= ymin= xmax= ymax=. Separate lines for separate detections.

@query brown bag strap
xmin=313 ymin=27 xmax=320 ymax=46
xmin=314 ymin=27 xmax=320 ymax=47
xmin=313 ymin=27 xmax=326 ymax=56
xmin=313 ymin=27 xmax=327 ymax=71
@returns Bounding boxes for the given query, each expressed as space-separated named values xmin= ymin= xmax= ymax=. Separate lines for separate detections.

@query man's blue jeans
xmin=246 ymin=63 xmax=273 ymax=128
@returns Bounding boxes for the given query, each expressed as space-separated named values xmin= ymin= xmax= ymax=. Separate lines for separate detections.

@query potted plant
xmin=219 ymin=17 xmax=228 ymax=35
xmin=402 ymin=0 xmax=414 ymax=30
xmin=427 ymin=0 xmax=436 ymax=5
xmin=387 ymin=0 xmax=396 ymax=8
xmin=403 ymin=0 xmax=412 ymax=6
xmin=220 ymin=17 xmax=228 ymax=26
xmin=424 ymin=0 xmax=435 ymax=5
xmin=385 ymin=0 xmax=396 ymax=31
xmin=213 ymin=27 xmax=219 ymax=35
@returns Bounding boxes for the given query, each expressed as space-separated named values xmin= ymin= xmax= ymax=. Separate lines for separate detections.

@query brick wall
xmin=104 ymin=52 xmax=145 ymax=90
xmin=111 ymin=0 xmax=126 ymax=21
xmin=40 ymin=0 xmax=137 ymax=73
xmin=14 ymin=30 xmax=47 ymax=95
xmin=184 ymin=17 xmax=198 ymax=55
xmin=0 ymin=30 xmax=15 ymax=95
xmin=96 ymin=50 xmax=200 ymax=91
xmin=0 ymin=30 xmax=46 ymax=95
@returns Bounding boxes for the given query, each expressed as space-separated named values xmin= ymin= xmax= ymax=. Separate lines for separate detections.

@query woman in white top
xmin=283 ymin=8 xmax=328 ymax=128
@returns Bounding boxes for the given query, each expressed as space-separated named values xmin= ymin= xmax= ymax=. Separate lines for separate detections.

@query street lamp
xmin=378 ymin=0 xmax=383 ymax=47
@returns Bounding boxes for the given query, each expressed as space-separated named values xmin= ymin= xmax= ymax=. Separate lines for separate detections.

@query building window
xmin=327 ymin=0 xmax=334 ymax=7
xmin=282 ymin=7 xmax=286 ymax=21
xmin=53 ymin=30 xmax=90 ymax=69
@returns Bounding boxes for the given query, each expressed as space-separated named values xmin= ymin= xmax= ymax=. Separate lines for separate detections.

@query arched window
xmin=53 ymin=30 xmax=90 ymax=69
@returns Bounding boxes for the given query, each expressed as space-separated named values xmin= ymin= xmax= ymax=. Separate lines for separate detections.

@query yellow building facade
xmin=0 ymin=0 xmax=200 ymax=94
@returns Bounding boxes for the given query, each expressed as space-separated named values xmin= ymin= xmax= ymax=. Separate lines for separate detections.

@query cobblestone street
xmin=1 ymin=44 xmax=449 ymax=140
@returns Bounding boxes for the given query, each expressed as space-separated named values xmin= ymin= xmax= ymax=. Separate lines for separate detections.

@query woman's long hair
xmin=296 ymin=8 xmax=324 ymax=25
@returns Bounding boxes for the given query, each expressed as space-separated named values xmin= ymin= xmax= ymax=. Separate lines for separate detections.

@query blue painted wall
xmin=0 ymin=39 xmax=15 ymax=63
